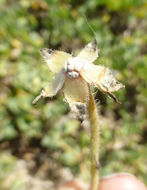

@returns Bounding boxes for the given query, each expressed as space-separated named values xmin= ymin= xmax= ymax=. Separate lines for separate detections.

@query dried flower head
xmin=33 ymin=40 xmax=124 ymax=105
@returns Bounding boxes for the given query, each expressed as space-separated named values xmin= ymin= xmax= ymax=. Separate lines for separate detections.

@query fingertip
xmin=99 ymin=173 xmax=147 ymax=190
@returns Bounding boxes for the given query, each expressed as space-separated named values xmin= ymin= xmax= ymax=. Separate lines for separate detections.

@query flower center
xmin=64 ymin=57 xmax=85 ymax=79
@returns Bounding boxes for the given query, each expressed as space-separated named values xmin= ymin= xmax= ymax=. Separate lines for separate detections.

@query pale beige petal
xmin=78 ymin=39 xmax=99 ymax=63
xmin=80 ymin=64 xmax=125 ymax=103
xmin=32 ymin=69 xmax=66 ymax=104
xmin=40 ymin=48 xmax=71 ymax=73
xmin=63 ymin=77 xmax=89 ymax=104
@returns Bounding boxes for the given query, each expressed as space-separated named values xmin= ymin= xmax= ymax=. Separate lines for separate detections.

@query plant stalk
xmin=87 ymin=85 xmax=99 ymax=190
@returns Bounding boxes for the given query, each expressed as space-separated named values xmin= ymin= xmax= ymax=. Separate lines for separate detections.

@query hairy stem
xmin=87 ymin=85 xmax=99 ymax=190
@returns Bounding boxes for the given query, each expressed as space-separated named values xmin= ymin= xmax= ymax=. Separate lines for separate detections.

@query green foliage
xmin=0 ymin=0 xmax=147 ymax=187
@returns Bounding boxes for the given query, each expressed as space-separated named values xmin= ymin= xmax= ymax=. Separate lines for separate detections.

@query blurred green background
xmin=0 ymin=0 xmax=147 ymax=189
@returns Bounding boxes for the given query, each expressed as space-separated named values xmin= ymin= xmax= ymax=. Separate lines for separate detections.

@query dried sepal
xmin=78 ymin=39 xmax=99 ymax=63
xmin=99 ymin=68 xmax=125 ymax=92
xmin=32 ymin=69 xmax=66 ymax=104
xmin=40 ymin=48 xmax=71 ymax=73
xmin=80 ymin=64 xmax=125 ymax=103
xmin=32 ymin=89 xmax=49 ymax=105
xmin=63 ymin=77 xmax=89 ymax=104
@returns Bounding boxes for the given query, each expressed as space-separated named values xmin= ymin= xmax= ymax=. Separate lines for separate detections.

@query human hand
xmin=98 ymin=173 xmax=147 ymax=190
xmin=58 ymin=173 xmax=147 ymax=190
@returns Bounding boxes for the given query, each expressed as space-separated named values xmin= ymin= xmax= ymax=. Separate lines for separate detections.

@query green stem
xmin=87 ymin=85 xmax=99 ymax=190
